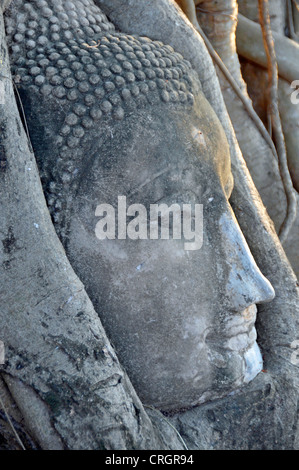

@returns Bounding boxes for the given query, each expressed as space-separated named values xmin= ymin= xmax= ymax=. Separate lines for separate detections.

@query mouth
xmin=223 ymin=326 xmax=257 ymax=352
xmin=205 ymin=304 xmax=258 ymax=353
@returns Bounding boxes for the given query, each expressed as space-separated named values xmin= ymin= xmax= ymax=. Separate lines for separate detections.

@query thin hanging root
xmin=176 ymin=0 xmax=198 ymax=26
xmin=258 ymin=0 xmax=297 ymax=243
xmin=0 ymin=381 xmax=26 ymax=450
xmin=175 ymin=1 xmax=278 ymax=163
xmin=0 ymin=74 xmax=33 ymax=153
xmin=287 ymin=0 xmax=299 ymax=42
xmin=176 ymin=0 xmax=296 ymax=242
xmin=236 ymin=14 xmax=299 ymax=83
xmin=292 ymin=0 xmax=299 ymax=12
xmin=144 ymin=405 xmax=189 ymax=451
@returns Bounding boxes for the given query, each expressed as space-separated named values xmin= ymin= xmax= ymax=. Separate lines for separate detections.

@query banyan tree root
xmin=293 ymin=0 xmax=299 ymax=34
xmin=236 ymin=13 xmax=299 ymax=84
xmin=176 ymin=0 xmax=297 ymax=242
xmin=258 ymin=0 xmax=297 ymax=243
xmin=278 ymin=79 xmax=299 ymax=193
xmin=238 ymin=0 xmax=299 ymax=278
xmin=179 ymin=0 xmax=285 ymax=224
xmin=287 ymin=0 xmax=299 ymax=42
xmin=178 ymin=0 xmax=279 ymax=164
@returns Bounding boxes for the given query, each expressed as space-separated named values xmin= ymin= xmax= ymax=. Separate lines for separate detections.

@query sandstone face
xmin=3 ymin=0 xmax=298 ymax=449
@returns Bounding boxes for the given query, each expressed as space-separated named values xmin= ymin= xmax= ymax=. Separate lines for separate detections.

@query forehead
xmin=176 ymin=90 xmax=231 ymax=175
xmin=86 ymin=90 xmax=231 ymax=206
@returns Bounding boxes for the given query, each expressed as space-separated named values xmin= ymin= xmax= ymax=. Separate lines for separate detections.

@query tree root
xmin=287 ymin=0 xmax=299 ymax=42
xmin=176 ymin=0 xmax=297 ymax=241
xmin=0 ymin=376 xmax=26 ymax=450
xmin=176 ymin=1 xmax=279 ymax=170
xmin=258 ymin=0 xmax=297 ymax=243
xmin=278 ymin=79 xmax=299 ymax=193
xmin=293 ymin=0 xmax=299 ymax=34
xmin=237 ymin=13 xmax=299 ymax=83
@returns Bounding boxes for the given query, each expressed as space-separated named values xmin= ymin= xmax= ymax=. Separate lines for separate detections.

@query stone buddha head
xmin=5 ymin=0 xmax=275 ymax=411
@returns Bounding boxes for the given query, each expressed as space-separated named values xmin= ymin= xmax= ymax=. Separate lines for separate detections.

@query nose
xmin=219 ymin=210 xmax=275 ymax=312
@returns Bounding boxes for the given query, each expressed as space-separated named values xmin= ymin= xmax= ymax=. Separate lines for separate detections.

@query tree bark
xmin=0 ymin=10 xmax=181 ymax=450
xmin=193 ymin=0 xmax=288 ymax=233
xmin=294 ymin=0 xmax=299 ymax=34
xmin=236 ymin=13 xmax=299 ymax=83
xmin=238 ymin=0 xmax=299 ymax=277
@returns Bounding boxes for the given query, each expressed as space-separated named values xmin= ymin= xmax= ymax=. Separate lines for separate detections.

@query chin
xmin=155 ymin=340 xmax=263 ymax=413
xmin=193 ymin=339 xmax=264 ymax=406
xmin=243 ymin=341 xmax=263 ymax=382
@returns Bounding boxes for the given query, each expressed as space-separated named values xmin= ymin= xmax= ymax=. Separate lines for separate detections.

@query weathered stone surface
xmin=3 ymin=0 xmax=299 ymax=449
xmin=5 ymin=0 xmax=194 ymax=242
xmin=0 ymin=0 xmax=12 ymax=12
xmin=0 ymin=6 xmax=183 ymax=449
xmin=4 ymin=0 xmax=276 ymax=412
xmin=169 ymin=372 xmax=299 ymax=450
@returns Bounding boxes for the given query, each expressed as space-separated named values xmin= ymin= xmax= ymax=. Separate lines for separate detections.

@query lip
xmin=223 ymin=326 xmax=257 ymax=352
xmin=205 ymin=304 xmax=258 ymax=352
xmin=223 ymin=304 xmax=257 ymax=337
